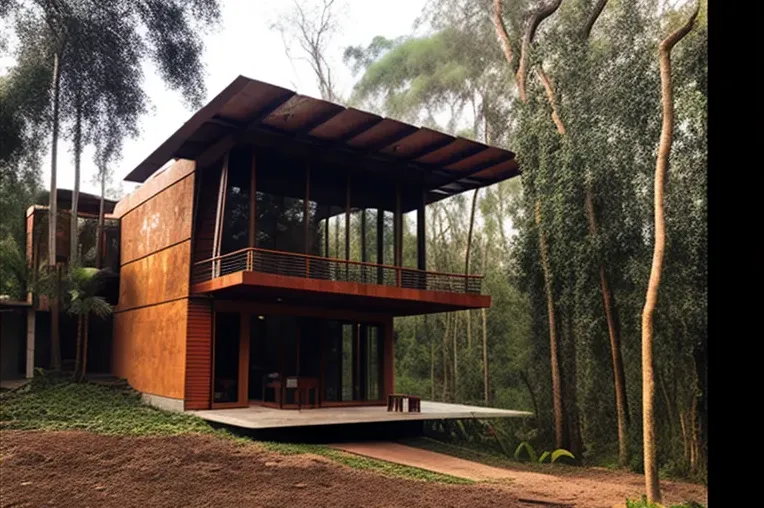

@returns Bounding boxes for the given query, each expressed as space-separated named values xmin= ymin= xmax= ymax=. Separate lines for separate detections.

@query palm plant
xmin=66 ymin=266 xmax=112 ymax=381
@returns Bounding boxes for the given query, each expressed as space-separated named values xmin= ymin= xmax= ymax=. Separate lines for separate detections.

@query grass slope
xmin=0 ymin=377 xmax=469 ymax=484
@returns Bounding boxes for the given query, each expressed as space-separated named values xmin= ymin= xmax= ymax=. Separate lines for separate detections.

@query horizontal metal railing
xmin=191 ymin=247 xmax=483 ymax=295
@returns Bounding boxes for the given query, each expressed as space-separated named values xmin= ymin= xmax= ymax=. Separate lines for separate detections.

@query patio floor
xmin=189 ymin=401 xmax=531 ymax=430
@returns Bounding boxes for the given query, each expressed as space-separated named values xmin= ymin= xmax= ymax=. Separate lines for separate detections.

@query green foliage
xmin=362 ymin=0 xmax=707 ymax=483
xmin=0 ymin=377 xmax=222 ymax=436
xmin=515 ymin=441 xmax=574 ymax=464
xmin=625 ymin=495 xmax=705 ymax=508
xmin=550 ymin=449 xmax=575 ymax=463
xmin=0 ymin=235 xmax=29 ymax=299
xmin=65 ymin=266 xmax=113 ymax=319
xmin=514 ymin=441 xmax=537 ymax=462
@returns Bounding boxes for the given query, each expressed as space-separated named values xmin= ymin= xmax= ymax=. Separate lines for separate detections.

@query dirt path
xmin=1 ymin=431 xmax=521 ymax=508
xmin=332 ymin=442 xmax=514 ymax=481
xmin=332 ymin=441 xmax=708 ymax=508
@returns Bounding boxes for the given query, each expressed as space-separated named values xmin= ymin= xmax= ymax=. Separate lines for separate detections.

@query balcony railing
xmin=191 ymin=247 xmax=483 ymax=295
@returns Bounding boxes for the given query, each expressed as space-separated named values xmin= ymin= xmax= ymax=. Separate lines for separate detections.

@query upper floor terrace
xmin=123 ymin=76 xmax=521 ymax=315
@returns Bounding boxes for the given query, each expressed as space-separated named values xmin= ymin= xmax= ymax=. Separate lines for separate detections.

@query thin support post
xmin=26 ymin=308 xmax=35 ymax=378
xmin=376 ymin=207 xmax=384 ymax=284
xmin=394 ymin=184 xmax=402 ymax=282
xmin=304 ymin=164 xmax=311 ymax=277
xmin=361 ymin=208 xmax=367 ymax=282
xmin=211 ymin=152 xmax=230 ymax=278
xmin=249 ymin=149 xmax=256 ymax=248
xmin=345 ymin=172 xmax=351 ymax=280
xmin=417 ymin=188 xmax=426 ymax=288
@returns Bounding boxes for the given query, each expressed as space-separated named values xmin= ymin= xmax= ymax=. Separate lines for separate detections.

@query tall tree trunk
xmin=96 ymin=167 xmax=106 ymax=269
xmin=538 ymin=37 xmax=630 ymax=468
xmin=494 ymin=0 xmax=565 ymax=446
xmin=481 ymin=238 xmax=489 ymax=404
xmin=80 ymin=312 xmax=90 ymax=380
xmin=642 ymin=6 xmax=699 ymax=502
xmin=48 ymin=49 xmax=62 ymax=371
xmin=536 ymin=200 xmax=564 ymax=448
xmin=561 ymin=312 xmax=583 ymax=459
xmin=516 ymin=0 xmax=563 ymax=103
xmin=70 ymin=102 xmax=82 ymax=267
xmin=73 ymin=315 xmax=83 ymax=381
xmin=519 ymin=369 xmax=539 ymax=422
xmin=465 ymin=188 xmax=479 ymax=349
xmin=689 ymin=395 xmax=698 ymax=475
xmin=584 ymin=187 xmax=630 ymax=466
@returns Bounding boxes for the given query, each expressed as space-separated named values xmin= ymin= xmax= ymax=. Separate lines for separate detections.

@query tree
xmin=0 ymin=47 xmax=50 ymax=298
xmin=93 ymin=125 xmax=123 ymax=269
xmin=641 ymin=3 xmax=699 ymax=502
xmin=65 ymin=266 xmax=112 ymax=381
xmin=273 ymin=0 xmax=344 ymax=101
xmin=493 ymin=0 xmax=566 ymax=450
xmin=2 ymin=0 xmax=221 ymax=370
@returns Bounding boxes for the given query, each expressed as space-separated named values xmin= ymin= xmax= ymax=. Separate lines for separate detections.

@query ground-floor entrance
xmin=210 ymin=302 xmax=392 ymax=409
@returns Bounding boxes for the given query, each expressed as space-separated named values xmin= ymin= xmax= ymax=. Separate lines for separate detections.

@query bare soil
xmin=0 ymin=431 xmax=707 ymax=508
xmin=334 ymin=441 xmax=707 ymax=507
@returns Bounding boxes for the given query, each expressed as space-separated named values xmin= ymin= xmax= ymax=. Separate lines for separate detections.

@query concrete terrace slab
xmin=189 ymin=401 xmax=531 ymax=430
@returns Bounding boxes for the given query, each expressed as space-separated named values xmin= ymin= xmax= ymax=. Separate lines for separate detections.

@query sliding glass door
xmin=322 ymin=321 xmax=383 ymax=403
xmin=214 ymin=306 xmax=385 ymax=409
xmin=212 ymin=312 xmax=249 ymax=408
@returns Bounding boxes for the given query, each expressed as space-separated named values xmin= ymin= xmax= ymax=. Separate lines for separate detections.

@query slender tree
xmin=66 ymin=266 xmax=112 ymax=380
xmin=642 ymin=3 xmax=699 ymax=502
xmin=493 ymin=0 xmax=566 ymax=448
xmin=273 ymin=0 xmax=344 ymax=101
xmin=464 ymin=188 xmax=479 ymax=348
xmin=481 ymin=235 xmax=489 ymax=403
xmin=2 ymin=0 xmax=221 ymax=370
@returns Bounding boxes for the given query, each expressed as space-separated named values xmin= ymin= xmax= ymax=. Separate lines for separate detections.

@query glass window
xmin=213 ymin=312 xmax=241 ymax=404
xmin=221 ymin=148 xmax=252 ymax=255
xmin=365 ymin=325 xmax=382 ymax=401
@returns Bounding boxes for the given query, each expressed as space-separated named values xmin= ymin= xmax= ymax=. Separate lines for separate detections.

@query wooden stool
xmin=387 ymin=394 xmax=421 ymax=413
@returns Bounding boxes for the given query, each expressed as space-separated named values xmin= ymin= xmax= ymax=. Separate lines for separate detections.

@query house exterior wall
xmin=112 ymin=159 xmax=196 ymax=402
xmin=184 ymin=298 xmax=213 ymax=410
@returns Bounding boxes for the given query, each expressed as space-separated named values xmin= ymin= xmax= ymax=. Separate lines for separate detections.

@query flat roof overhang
xmin=124 ymin=76 xmax=520 ymax=209
xmin=191 ymin=271 xmax=491 ymax=316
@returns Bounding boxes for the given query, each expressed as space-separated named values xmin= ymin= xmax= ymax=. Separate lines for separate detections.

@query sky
xmin=5 ymin=0 xmax=429 ymax=197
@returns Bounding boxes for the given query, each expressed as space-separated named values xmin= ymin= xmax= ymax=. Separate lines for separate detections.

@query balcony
xmin=190 ymin=248 xmax=490 ymax=315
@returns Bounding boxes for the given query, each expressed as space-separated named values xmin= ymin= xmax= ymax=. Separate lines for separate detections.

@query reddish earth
xmin=333 ymin=441 xmax=708 ymax=507
xmin=0 ymin=431 xmax=707 ymax=508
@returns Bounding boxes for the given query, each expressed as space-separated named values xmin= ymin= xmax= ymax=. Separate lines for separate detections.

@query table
xmin=265 ymin=376 xmax=320 ymax=409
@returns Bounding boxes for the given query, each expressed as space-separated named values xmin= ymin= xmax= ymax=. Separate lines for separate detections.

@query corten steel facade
xmin=108 ymin=76 xmax=520 ymax=412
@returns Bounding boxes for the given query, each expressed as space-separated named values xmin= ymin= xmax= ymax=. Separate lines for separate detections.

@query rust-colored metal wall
xmin=112 ymin=299 xmax=188 ymax=398
xmin=118 ymin=241 xmax=191 ymax=310
xmin=112 ymin=160 xmax=196 ymax=401
xmin=184 ymin=298 xmax=212 ymax=410
xmin=120 ymin=174 xmax=195 ymax=265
